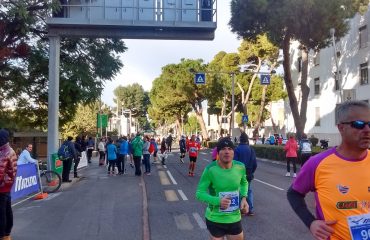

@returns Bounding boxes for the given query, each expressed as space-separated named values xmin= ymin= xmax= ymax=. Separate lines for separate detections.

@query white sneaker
xmin=293 ymin=173 xmax=297 ymax=178
xmin=285 ymin=172 xmax=290 ymax=177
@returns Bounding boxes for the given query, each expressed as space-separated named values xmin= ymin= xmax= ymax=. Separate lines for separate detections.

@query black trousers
xmin=73 ymin=157 xmax=80 ymax=176
xmin=133 ymin=156 xmax=142 ymax=176
xmin=300 ymin=153 xmax=311 ymax=166
xmin=117 ymin=154 xmax=126 ymax=173
xmin=62 ymin=158 xmax=73 ymax=181
xmin=0 ymin=193 xmax=13 ymax=238
xmin=286 ymin=157 xmax=297 ymax=173
xmin=87 ymin=149 xmax=93 ymax=162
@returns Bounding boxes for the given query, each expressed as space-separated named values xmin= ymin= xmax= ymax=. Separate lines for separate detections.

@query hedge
xmin=250 ymin=145 xmax=325 ymax=162
xmin=205 ymin=142 xmax=325 ymax=162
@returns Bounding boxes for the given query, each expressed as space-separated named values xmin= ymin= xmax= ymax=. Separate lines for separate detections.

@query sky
xmin=102 ymin=1 xmax=242 ymax=106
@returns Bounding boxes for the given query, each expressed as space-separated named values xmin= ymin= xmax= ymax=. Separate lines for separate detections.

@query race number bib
xmin=347 ymin=213 xmax=370 ymax=240
xmin=219 ymin=191 xmax=239 ymax=213
xmin=189 ymin=147 xmax=197 ymax=153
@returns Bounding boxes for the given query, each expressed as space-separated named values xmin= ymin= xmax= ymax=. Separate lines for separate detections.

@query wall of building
xmin=288 ymin=9 xmax=370 ymax=146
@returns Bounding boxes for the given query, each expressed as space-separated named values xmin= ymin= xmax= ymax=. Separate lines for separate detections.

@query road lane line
xmin=158 ymin=171 xmax=171 ymax=185
xmin=193 ymin=212 xmax=207 ymax=229
xmin=140 ymin=175 xmax=150 ymax=240
xmin=164 ymin=190 xmax=179 ymax=201
xmin=174 ymin=213 xmax=194 ymax=230
xmin=167 ymin=170 xmax=177 ymax=185
xmin=178 ymin=189 xmax=188 ymax=201
xmin=254 ymin=178 xmax=284 ymax=191
xmin=200 ymin=152 xmax=207 ymax=155
xmin=203 ymin=158 xmax=210 ymax=162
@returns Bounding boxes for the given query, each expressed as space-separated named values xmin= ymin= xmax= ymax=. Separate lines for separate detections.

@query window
xmin=360 ymin=62 xmax=369 ymax=85
xmin=334 ymin=71 xmax=341 ymax=91
xmin=315 ymin=107 xmax=320 ymax=126
xmin=359 ymin=25 xmax=368 ymax=48
xmin=297 ymin=57 xmax=302 ymax=72
xmin=314 ymin=78 xmax=320 ymax=95
xmin=313 ymin=52 xmax=320 ymax=66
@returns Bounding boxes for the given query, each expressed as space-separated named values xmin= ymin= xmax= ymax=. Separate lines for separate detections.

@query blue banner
xmin=11 ymin=164 xmax=40 ymax=201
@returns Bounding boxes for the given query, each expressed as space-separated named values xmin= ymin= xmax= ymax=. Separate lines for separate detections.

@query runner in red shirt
xmin=187 ymin=135 xmax=201 ymax=177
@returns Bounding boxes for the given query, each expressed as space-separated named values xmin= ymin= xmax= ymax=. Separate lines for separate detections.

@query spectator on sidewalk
xmin=59 ymin=136 xmax=77 ymax=183
xmin=0 ymin=129 xmax=17 ymax=240
xmin=17 ymin=144 xmax=37 ymax=165
xmin=234 ymin=132 xmax=257 ymax=216
xmin=106 ymin=138 xmax=117 ymax=175
xmin=150 ymin=137 xmax=158 ymax=163
xmin=74 ymin=136 xmax=83 ymax=178
xmin=142 ymin=136 xmax=151 ymax=175
xmin=298 ymin=134 xmax=312 ymax=166
xmin=118 ymin=136 xmax=129 ymax=174
xmin=284 ymin=134 xmax=298 ymax=178
xmin=86 ymin=136 xmax=94 ymax=163
xmin=98 ymin=138 xmax=106 ymax=166
xmin=131 ymin=133 xmax=144 ymax=176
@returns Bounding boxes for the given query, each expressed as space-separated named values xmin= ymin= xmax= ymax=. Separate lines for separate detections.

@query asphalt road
xmin=11 ymin=149 xmax=314 ymax=240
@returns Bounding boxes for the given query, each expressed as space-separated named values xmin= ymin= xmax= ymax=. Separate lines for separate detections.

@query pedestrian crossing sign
xmin=260 ymin=75 xmax=271 ymax=85
xmin=195 ymin=73 xmax=206 ymax=84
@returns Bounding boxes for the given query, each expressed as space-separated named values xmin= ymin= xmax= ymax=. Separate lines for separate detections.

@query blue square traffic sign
xmin=260 ymin=75 xmax=271 ymax=85
xmin=195 ymin=73 xmax=206 ymax=84
xmin=242 ymin=115 xmax=248 ymax=123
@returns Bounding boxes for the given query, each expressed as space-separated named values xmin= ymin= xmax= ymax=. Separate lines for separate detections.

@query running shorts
xmin=189 ymin=156 xmax=197 ymax=162
xmin=205 ymin=219 xmax=242 ymax=238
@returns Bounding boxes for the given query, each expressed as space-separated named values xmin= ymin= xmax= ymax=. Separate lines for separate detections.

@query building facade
xmin=287 ymin=9 xmax=370 ymax=146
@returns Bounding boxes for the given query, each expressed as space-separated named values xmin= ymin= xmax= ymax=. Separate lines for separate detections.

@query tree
xmin=1 ymin=1 xmax=127 ymax=129
xmin=184 ymin=115 xmax=201 ymax=135
xmin=149 ymin=65 xmax=193 ymax=136
xmin=61 ymin=101 xmax=111 ymax=139
xmin=237 ymin=34 xmax=279 ymax=130
xmin=149 ymin=59 xmax=209 ymax=139
xmin=230 ymin=0 xmax=360 ymax=138
xmin=113 ymin=83 xmax=150 ymax=131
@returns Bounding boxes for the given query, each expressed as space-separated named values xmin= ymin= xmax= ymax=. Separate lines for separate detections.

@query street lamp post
xmin=231 ymin=73 xmax=235 ymax=132
xmin=330 ymin=28 xmax=343 ymax=102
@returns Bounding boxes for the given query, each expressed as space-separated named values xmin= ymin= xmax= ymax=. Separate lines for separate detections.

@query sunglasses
xmin=340 ymin=120 xmax=370 ymax=130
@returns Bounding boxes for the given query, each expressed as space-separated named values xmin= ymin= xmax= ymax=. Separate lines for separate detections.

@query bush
xmin=251 ymin=144 xmax=325 ymax=162
xmin=309 ymin=135 xmax=319 ymax=147
xmin=207 ymin=141 xmax=218 ymax=149
xmin=251 ymin=145 xmax=286 ymax=162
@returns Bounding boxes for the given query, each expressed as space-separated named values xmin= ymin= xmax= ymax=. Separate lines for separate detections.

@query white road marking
xmin=174 ymin=213 xmax=194 ymax=230
xmin=203 ymin=158 xmax=210 ymax=162
xmin=200 ymin=152 xmax=207 ymax=155
xmin=178 ymin=189 xmax=188 ymax=201
xmin=254 ymin=178 xmax=284 ymax=191
xmin=193 ymin=212 xmax=207 ymax=229
xmin=167 ymin=170 xmax=178 ymax=185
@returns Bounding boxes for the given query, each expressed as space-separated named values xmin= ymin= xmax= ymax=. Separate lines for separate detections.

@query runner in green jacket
xmin=196 ymin=137 xmax=249 ymax=240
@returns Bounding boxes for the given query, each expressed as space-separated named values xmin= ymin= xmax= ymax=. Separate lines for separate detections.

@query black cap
xmin=239 ymin=132 xmax=248 ymax=143
xmin=217 ymin=137 xmax=235 ymax=152
xmin=0 ymin=129 xmax=9 ymax=147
